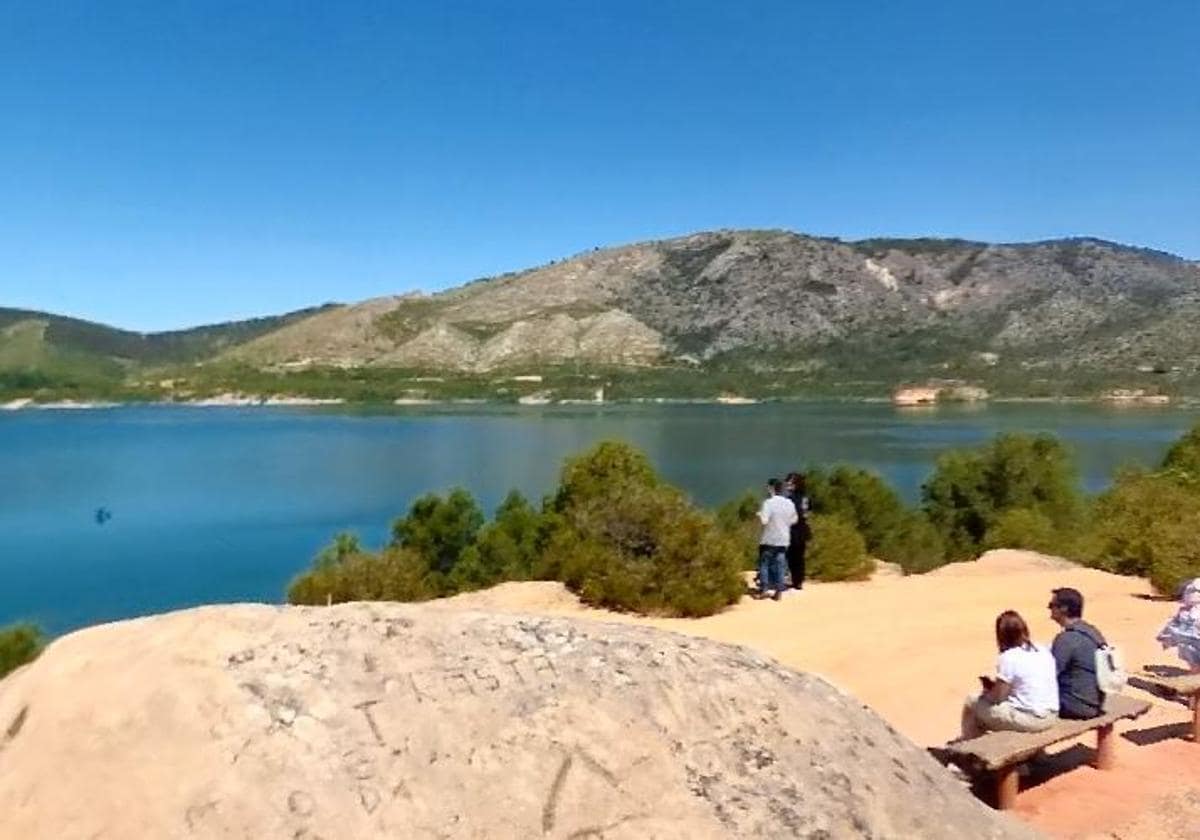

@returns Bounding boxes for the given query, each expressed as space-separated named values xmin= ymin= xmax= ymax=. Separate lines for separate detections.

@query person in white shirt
xmin=756 ymin=478 xmax=798 ymax=601
xmin=961 ymin=610 xmax=1060 ymax=738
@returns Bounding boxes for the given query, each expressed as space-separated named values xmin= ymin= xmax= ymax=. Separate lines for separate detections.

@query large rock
xmin=0 ymin=604 xmax=1038 ymax=839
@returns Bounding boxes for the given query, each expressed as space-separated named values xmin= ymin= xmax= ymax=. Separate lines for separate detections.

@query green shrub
xmin=447 ymin=491 xmax=547 ymax=591
xmin=390 ymin=488 xmax=484 ymax=574
xmin=1144 ymin=520 xmax=1200 ymax=597
xmin=1162 ymin=422 xmax=1200 ymax=480
xmin=312 ymin=531 xmax=363 ymax=569
xmin=806 ymin=465 xmax=907 ymax=554
xmin=549 ymin=479 xmax=744 ymax=617
xmin=878 ymin=511 xmax=947 ymax=574
xmin=923 ymin=433 xmax=1083 ymax=561
xmin=551 ymin=440 xmax=660 ymax=511
xmin=983 ymin=507 xmax=1063 ymax=554
xmin=0 ymin=623 xmax=45 ymax=679
xmin=714 ymin=489 xmax=762 ymax=569
xmin=287 ymin=546 xmax=437 ymax=605
xmin=807 ymin=515 xmax=874 ymax=581
xmin=1086 ymin=469 xmax=1200 ymax=593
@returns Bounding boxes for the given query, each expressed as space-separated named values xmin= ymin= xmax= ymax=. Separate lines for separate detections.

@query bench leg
xmin=996 ymin=766 xmax=1019 ymax=810
xmin=1192 ymin=696 xmax=1200 ymax=743
xmin=1095 ymin=723 xmax=1116 ymax=770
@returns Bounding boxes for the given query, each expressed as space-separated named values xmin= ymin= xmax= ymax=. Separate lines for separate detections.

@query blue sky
xmin=1 ymin=1 xmax=1197 ymax=331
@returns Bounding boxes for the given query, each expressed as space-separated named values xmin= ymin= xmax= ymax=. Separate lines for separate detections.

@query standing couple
xmin=755 ymin=473 xmax=811 ymax=601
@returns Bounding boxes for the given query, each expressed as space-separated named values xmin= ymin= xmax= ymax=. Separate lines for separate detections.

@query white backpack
xmin=1095 ymin=643 xmax=1129 ymax=695
xmin=1071 ymin=625 xmax=1128 ymax=695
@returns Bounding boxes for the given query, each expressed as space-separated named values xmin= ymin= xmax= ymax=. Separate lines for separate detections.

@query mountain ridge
xmin=4 ymin=230 xmax=1200 ymax=399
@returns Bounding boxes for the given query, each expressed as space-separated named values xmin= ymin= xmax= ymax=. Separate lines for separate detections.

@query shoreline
xmin=3 ymin=394 xmax=1198 ymax=412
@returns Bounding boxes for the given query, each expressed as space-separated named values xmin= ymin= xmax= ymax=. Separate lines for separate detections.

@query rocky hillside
xmin=6 ymin=230 xmax=1198 ymax=384
xmin=0 ymin=602 xmax=1037 ymax=839
xmin=225 ymin=231 xmax=1200 ymax=375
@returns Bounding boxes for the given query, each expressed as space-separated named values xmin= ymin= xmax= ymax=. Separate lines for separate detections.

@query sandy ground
xmin=442 ymin=551 xmax=1200 ymax=839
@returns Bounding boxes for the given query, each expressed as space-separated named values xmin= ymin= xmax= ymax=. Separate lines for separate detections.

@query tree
xmin=551 ymin=440 xmax=659 ymax=512
xmin=922 ymin=433 xmax=1082 ymax=560
xmin=806 ymin=465 xmax=908 ymax=554
xmin=390 ymin=488 xmax=484 ymax=575
xmin=1087 ymin=469 xmax=1200 ymax=593
xmin=447 ymin=491 xmax=547 ymax=591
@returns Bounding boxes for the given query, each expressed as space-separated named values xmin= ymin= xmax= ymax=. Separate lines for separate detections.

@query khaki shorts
xmin=965 ymin=694 xmax=1057 ymax=733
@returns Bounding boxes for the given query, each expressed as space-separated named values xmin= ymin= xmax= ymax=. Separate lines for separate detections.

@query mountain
xmin=6 ymin=230 xmax=1200 ymax=398
xmin=0 ymin=304 xmax=337 ymax=391
xmin=224 ymin=230 xmax=1200 ymax=378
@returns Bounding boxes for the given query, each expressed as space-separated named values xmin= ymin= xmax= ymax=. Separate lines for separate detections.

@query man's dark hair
xmin=768 ymin=478 xmax=784 ymax=494
xmin=1051 ymin=587 xmax=1084 ymax=619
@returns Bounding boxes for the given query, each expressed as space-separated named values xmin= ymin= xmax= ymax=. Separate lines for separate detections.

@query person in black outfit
xmin=784 ymin=472 xmax=811 ymax=590
xmin=1048 ymin=587 xmax=1107 ymax=719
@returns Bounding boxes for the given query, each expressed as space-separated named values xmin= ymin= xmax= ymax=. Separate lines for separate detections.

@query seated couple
xmin=962 ymin=588 xmax=1109 ymax=738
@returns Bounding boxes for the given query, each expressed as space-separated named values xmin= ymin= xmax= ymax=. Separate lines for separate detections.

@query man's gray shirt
xmin=1051 ymin=620 xmax=1106 ymax=719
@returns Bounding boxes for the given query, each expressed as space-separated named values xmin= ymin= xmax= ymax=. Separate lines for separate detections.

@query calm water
xmin=2 ymin=402 xmax=1197 ymax=634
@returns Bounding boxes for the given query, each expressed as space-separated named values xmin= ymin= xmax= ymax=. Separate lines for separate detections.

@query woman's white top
xmin=997 ymin=642 xmax=1059 ymax=716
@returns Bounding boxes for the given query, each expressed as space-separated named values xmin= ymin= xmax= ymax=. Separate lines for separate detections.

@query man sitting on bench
xmin=1049 ymin=588 xmax=1107 ymax=719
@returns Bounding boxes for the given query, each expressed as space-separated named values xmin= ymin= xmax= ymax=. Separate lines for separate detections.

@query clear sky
xmin=2 ymin=1 xmax=1197 ymax=331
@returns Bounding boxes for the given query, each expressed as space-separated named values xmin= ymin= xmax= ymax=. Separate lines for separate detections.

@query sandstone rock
xmin=0 ymin=604 xmax=1039 ymax=839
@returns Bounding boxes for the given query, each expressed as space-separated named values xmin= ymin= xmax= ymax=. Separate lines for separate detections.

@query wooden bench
xmin=941 ymin=694 xmax=1151 ymax=809
xmin=1132 ymin=669 xmax=1200 ymax=742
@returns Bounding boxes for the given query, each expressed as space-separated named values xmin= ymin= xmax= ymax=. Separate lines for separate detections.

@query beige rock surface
xmin=442 ymin=551 xmax=1200 ymax=839
xmin=0 ymin=604 xmax=1037 ymax=840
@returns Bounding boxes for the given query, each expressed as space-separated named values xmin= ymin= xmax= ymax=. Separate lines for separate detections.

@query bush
xmin=390 ymin=489 xmax=484 ymax=575
xmin=0 ymin=623 xmax=45 ymax=679
xmin=807 ymin=515 xmax=874 ymax=581
xmin=549 ymin=469 xmax=744 ymax=617
xmin=1086 ymin=469 xmax=1200 ymax=594
xmin=288 ymin=546 xmax=436 ymax=605
xmin=982 ymin=507 xmax=1063 ymax=555
xmin=878 ymin=512 xmax=947 ymax=574
xmin=806 ymin=465 xmax=907 ymax=554
xmin=447 ymin=491 xmax=547 ymax=592
xmin=923 ymin=433 xmax=1083 ymax=561
xmin=1162 ymin=422 xmax=1200 ymax=480
xmin=551 ymin=440 xmax=660 ymax=511
xmin=1144 ymin=521 xmax=1200 ymax=597
xmin=715 ymin=489 xmax=762 ymax=569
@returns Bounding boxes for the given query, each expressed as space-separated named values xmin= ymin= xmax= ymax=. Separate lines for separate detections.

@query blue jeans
xmin=757 ymin=545 xmax=787 ymax=592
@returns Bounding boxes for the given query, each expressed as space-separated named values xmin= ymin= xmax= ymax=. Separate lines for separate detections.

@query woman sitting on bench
xmin=961 ymin=610 xmax=1060 ymax=739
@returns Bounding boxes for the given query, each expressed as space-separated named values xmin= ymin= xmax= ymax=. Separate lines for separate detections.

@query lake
xmin=2 ymin=402 xmax=1197 ymax=634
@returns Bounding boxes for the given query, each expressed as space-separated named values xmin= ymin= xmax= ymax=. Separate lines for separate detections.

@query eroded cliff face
xmin=0 ymin=602 xmax=1040 ymax=839
xmin=223 ymin=230 xmax=1200 ymax=374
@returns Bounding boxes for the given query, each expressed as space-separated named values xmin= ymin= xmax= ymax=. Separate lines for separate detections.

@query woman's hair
xmin=995 ymin=610 xmax=1033 ymax=652
xmin=785 ymin=471 xmax=807 ymax=494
